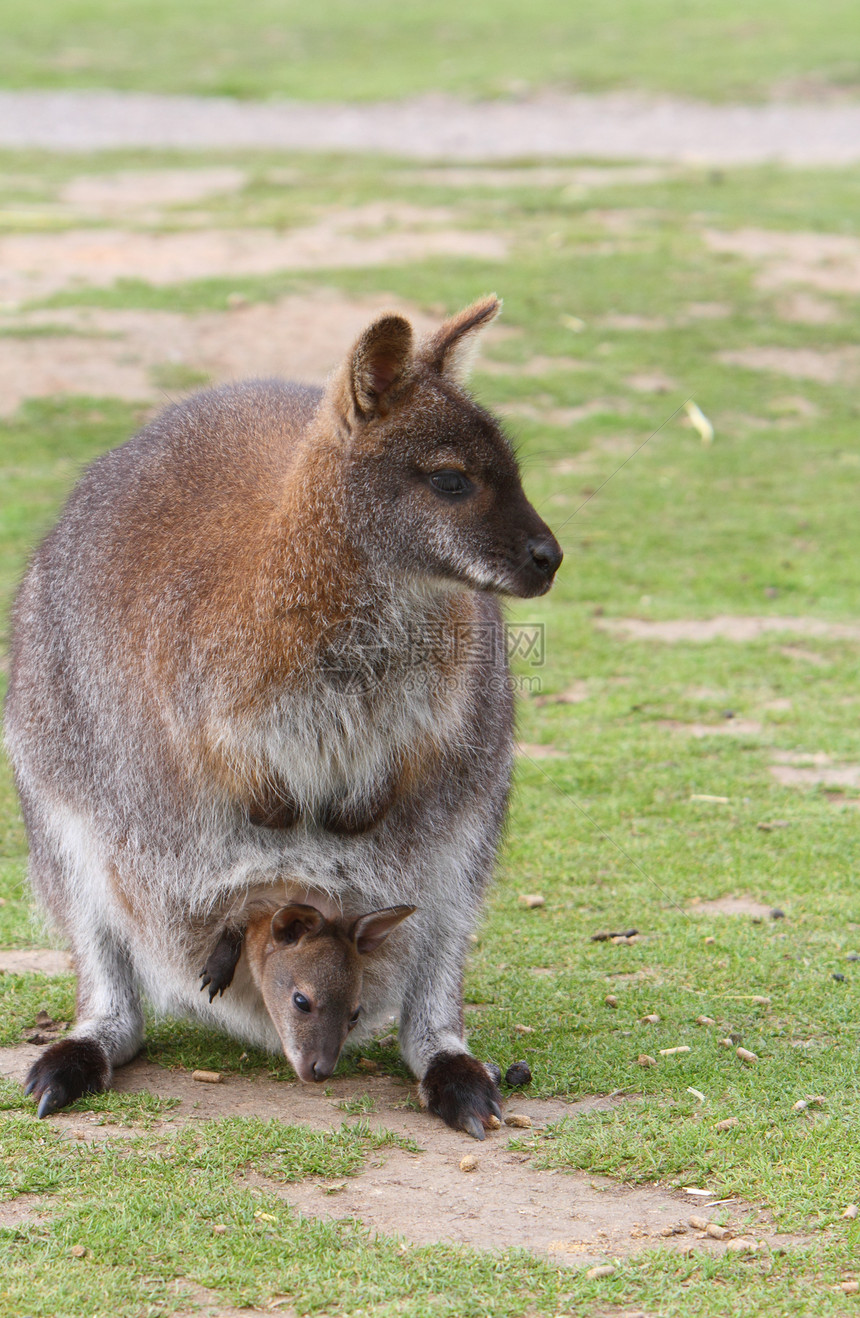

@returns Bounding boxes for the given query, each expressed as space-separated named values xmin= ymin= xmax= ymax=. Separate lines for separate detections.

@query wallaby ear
xmin=351 ymin=904 xmax=417 ymax=956
xmin=421 ymin=294 xmax=502 ymax=383
xmin=270 ymin=903 xmax=326 ymax=946
xmin=349 ymin=314 xmax=414 ymax=419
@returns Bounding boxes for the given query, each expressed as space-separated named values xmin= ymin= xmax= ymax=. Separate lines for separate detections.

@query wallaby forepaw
xmin=420 ymin=1051 xmax=503 ymax=1140
xmin=200 ymin=927 xmax=244 ymax=1002
xmin=24 ymin=1038 xmax=111 ymax=1118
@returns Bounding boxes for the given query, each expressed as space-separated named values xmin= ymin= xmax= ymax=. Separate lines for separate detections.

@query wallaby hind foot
xmin=24 ymin=1038 xmax=112 ymax=1119
xmin=420 ymin=1051 xmax=503 ymax=1140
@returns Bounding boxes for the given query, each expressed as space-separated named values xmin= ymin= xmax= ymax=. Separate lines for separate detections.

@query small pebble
xmin=751 ymin=996 xmax=771 ymax=1005
xmin=659 ymin=1046 xmax=690 ymax=1056
xmin=486 ymin=1114 xmax=501 ymax=1131
xmin=842 ymin=1205 xmax=858 ymax=1220
xmin=736 ymin=1047 xmax=758 ymax=1064
xmin=485 ymin=1062 xmax=502 ymax=1086
xmin=704 ymin=936 xmax=716 ymax=945
xmin=770 ymin=907 xmax=786 ymax=919
xmin=719 ymin=1037 xmax=733 ymax=1049
xmin=660 ymin=1224 xmax=688 ymax=1237
xmin=637 ymin=1054 xmax=657 ymax=1068
xmin=505 ymin=1061 xmax=532 ymax=1087
xmin=605 ymin=995 xmax=619 ymax=1008
xmin=459 ymin=1154 xmax=479 ymax=1172
xmin=519 ymin=894 xmax=545 ymax=908
xmin=847 ymin=953 xmax=860 ymax=963
xmin=69 ymin=1245 xmax=86 ymax=1258
xmin=585 ymin=1264 xmax=616 ymax=1280
xmin=640 ymin=1013 xmax=660 ymax=1025
xmin=726 ymin=1237 xmax=758 ymax=1254
xmin=842 ymin=1281 xmax=860 ymax=1295
xmin=191 ymin=1070 xmax=222 ymax=1084
xmin=689 ymin=1215 xmax=709 ymax=1230
xmin=714 ymin=1117 xmax=739 ymax=1131
xmin=212 ymin=1224 xmax=227 ymax=1235
xmin=514 ymin=1023 xmax=534 ymax=1035
xmin=806 ymin=1094 xmax=827 ymax=1107
xmin=696 ymin=1016 xmax=716 ymax=1026
xmin=505 ymin=1113 xmax=532 ymax=1128
xmin=792 ymin=1099 xmax=808 ymax=1112
xmin=833 ymin=973 xmax=846 ymax=983
xmin=706 ymin=1223 xmax=729 ymax=1240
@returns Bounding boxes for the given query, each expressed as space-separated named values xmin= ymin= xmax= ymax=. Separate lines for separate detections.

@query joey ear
xmin=351 ymin=904 xmax=417 ymax=956
xmin=270 ymin=903 xmax=326 ymax=945
xmin=421 ymin=294 xmax=501 ymax=383
xmin=349 ymin=314 xmax=414 ymax=419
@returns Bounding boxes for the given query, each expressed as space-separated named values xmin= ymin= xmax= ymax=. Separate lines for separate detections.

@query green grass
xmin=2 ymin=0 xmax=860 ymax=102
xmin=3 ymin=149 xmax=860 ymax=1315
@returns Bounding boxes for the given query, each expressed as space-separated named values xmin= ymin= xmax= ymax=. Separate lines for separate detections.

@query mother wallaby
xmin=5 ymin=295 xmax=562 ymax=1137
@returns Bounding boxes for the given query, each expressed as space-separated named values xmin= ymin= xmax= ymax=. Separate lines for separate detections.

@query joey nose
xmin=527 ymin=535 xmax=563 ymax=580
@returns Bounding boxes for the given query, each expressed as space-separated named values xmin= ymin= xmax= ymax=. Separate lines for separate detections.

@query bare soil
xmin=4 ymin=91 xmax=860 ymax=165
xmin=598 ymin=616 xmax=860 ymax=643
xmin=0 ymin=203 xmax=506 ymax=307
xmin=688 ymin=896 xmax=776 ymax=919
xmin=0 ymin=1044 xmax=800 ymax=1268
xmin=0 ymin=290 xmax=465 ymax=415
xmin=0 ymin=949 xmax=72 ymax=974
xmin=717 ymin=346 xmax=860 ymax=384
xmin=703 ymin=226 xmax=860 ymax=296
xmin=59 ymin=166 xmax=248 ymax=219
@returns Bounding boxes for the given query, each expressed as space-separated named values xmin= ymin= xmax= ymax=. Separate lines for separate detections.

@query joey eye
xmin=349 ymin=1008 xmax=361 ymax=1029
xmin=293 ymin=991 xmax=311 ymax=1013
xmin=429 ymin=469 xmax=472 ymax=498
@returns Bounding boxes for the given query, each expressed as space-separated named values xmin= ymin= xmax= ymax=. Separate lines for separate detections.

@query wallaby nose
xmin=527 ymin=535 xmax=563 ymax=580
xmin=311 ymin=1058 xmax=335 ymax=1082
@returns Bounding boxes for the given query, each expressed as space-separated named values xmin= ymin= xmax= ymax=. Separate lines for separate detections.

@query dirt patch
xmin=0 ymin=204 xmax=506 ymax=308
xmin=0 ymin=1193 xmax=48 ymax=1229
xmin=770 ymin=753 xmax=860 ymax=787
xmin=59 ymin=167 xmax=247 ymax=219
xmin=598 ymin=616 xmax=860 ymax=644
xmin=0 ymin=290 xmax=447 ymax=415
xmin=774 ymin=292 xmax=842 ymax=324
xmin=625 ymin=373 xmax=677 ymax=394
xmin=532 ymin=681 xmax=591 ymax=707
xmin=500 ymin=398 xmax=632 ymax=427
xmin=171 ymin=1280 xmax=295 ymax=1318
xmin=400 ymin=165 xmax=671 ymax=190
xmin=5 ymin=1043 xmax=797 ymax=1265
xmin=717 ymin=346 xmax=860 ymax=384
xmin=480 ymin=354 xmax=588 ymax=377
xmin=659 ymin=719 xmax=764 ymax=738
xmin=516 ymin=742 xmax=565 ymax=760
xmin=703 ymin=226 xmax=860 ymax=296
xmin=0 ymin=949 xmax=73 ymax=975
xmin=5 ymin=90 xmax=860 ymax=165
xmin=689 ymin=896 xmax=775 ymax=919
xmin=2 ymin=1043 xmax=783 ymax=1266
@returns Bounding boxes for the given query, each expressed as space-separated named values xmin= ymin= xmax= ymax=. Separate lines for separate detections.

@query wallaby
xmin=5 ymin=294 xmax=562 ymax=1139
xmin=200 ymin=899 xmax=416 ymax=1083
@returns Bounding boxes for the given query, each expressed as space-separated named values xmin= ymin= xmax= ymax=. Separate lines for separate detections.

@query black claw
xmin=462 ymin=1114 xmax=486 ymax=1141
xmin=37 ymin=1088 xmax=62 ymax=1119
xmin=489 ymin=1099 xmax=502 ymax=1121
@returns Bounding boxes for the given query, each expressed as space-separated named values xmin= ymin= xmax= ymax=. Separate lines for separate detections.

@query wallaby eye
xmin=429 ymin=469 xmax=472 ymax=498
xmin=349 ymin=1008 xmax=361 ymax=1029
xmin=293 ymin=991 xmax=311 ymax=1013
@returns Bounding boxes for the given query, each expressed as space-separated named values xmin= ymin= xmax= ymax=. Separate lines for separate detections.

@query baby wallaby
xmin=6 ymin=293 xmax=562 ymax=1138
xmin=201 ymin=903 xmax=416 ymax=1083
